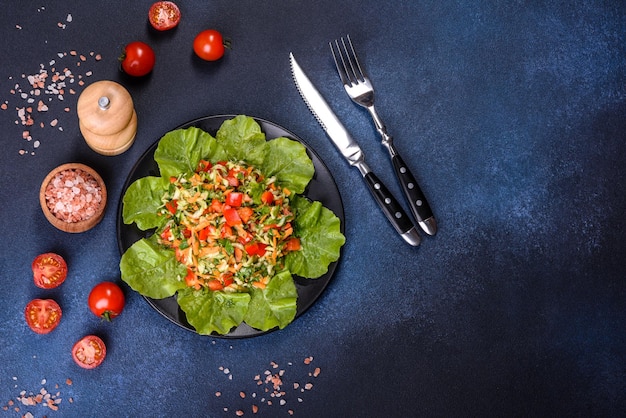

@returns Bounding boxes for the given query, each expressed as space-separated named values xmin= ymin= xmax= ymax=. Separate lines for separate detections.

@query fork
xmin=330 ymin=35 xmax=437 ymax=236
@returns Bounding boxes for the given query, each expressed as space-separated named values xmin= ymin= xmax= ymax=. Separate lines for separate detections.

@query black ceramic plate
xmin=116 ymin=115 xmax=344 ymax=338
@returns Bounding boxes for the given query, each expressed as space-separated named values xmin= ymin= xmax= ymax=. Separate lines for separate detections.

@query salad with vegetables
xmin=120 ymin=115 xmax=345 ymax=335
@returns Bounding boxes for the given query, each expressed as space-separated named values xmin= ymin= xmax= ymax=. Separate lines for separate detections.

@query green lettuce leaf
xmin=261 ymin=137 xmax=315 ymax=194
xmin=122 ymin=176 xmax=168 ymax=230
xmin=119 ymin=235 xmax=188 ymax=299
xmin=285 ymin=195 xmax=345 ymax=278
xmin=154 ymin=126 xmax=226 ymax=178
xmin=244 ymin=270 xmax=298 ymax=331
xmin=216 ymin=115 xmax=268 ymax=167
xmin=177 ymin=287 xmax=251 ymax=335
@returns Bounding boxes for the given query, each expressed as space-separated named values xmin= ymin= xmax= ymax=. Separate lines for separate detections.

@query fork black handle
xmin=362 ymin=171 xmax=421 ymax=246
xmin=390 ymin=151 xmax=437 ymax=236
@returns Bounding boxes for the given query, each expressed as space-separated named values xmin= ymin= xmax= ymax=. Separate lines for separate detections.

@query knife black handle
xmin=391 ymin=153 xmax=437 ymax=235
xmin=363 ymin=172 xmax=421 ymax=246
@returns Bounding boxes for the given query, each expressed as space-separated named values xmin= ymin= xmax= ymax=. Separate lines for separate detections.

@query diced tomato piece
xmin=220 ymin=224 xmax=233 ymax=238
xmin=175 ymin=247 xmax=190 ymax=263
xmin=226 ymin=176 xmax=239 ymax=187
xmin=245 ymin=242 xmax=267 ymax=257
xmin=223 ymin=276 xmax=234 ymax=287
xmin=237 ymin=207 xmax=253 ymax=223
xmin=197 ymin=159 xmax=212 ymax=172
xmin=184 ymin=268 xmax=201 ymax=289
xmin=169 ymin=176 xmax=177 ymax=183
xmin=223 ymin=207 xmax=242 ymax=226
xmin=198 ymin=226 xmax=210 ymax=241
xmin=207 ymin=279 xmax=224 ymax=291
xmin=210 ymin=199 xmax=224 ymax=213
xmin=160 ymin=226 xmax=172 ymax=241
xmin=226 ymin=169 xmax=240 ymax=187
xmin=182 ymin=228 xmax=192 ymax=238
xmin=225 ymin=192 xmax=243 ymax=207
xmin=284 ymin=237 xmax=301 ymax=252
xmin=261 ymin=190 xmax=274 ymax=204
xmin=165 ymin=200 xmax=177 ymax=214
xmin=236 ymin=228 xmax=253 ymax=245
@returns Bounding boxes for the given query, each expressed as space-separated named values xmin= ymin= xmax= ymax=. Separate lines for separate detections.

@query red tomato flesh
xmin=225 ymin=192 xmax=243 ymax=207
xmin=32 ymin=253 xmax=67 ymax=289
xmin=25 ymin=299 xmax=62 ymax=334
xmin=223 ymin=207 xmax=242 ymax=226
xmin=148 ymin=1 xmax=181 ymax=31
xmin=72 ymin=335 xmax=106 ymax=369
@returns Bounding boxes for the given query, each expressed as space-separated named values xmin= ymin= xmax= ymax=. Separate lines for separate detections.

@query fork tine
xmin=330 ymin=39 xmax=351 ymax=86
xmin=341 ymin=35 xmax=367 ymax=82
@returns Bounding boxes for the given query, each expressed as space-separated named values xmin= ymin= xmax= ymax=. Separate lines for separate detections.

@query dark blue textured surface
xmin=1 ymin=1 xmax=625 ymax=417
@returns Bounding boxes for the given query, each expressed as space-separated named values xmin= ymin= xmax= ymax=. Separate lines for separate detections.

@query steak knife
xmin=289 ymin=53 xmax=420 ymax=246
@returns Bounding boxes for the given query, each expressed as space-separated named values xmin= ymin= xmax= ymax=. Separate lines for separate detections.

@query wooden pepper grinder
xmin=77 ymin=80 xmax=137 ymax=156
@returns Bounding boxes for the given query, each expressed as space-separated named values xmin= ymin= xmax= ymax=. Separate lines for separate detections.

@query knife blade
xmin=289 ymin=52 xmax=420 ymax=246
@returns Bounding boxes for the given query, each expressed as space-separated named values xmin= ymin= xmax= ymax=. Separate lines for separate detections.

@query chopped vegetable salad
xmin=159 ymin=159 xmax=301 ymax=292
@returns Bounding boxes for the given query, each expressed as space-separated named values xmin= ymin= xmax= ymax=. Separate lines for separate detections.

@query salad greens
xmin=120 ymin=115 xmax=345 ymax=335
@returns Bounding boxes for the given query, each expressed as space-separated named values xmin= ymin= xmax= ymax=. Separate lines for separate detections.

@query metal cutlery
xmin=289 ymin=52 xmax=421 ymax=246
xmin=330 ymin=35 xmax=437 ymax=236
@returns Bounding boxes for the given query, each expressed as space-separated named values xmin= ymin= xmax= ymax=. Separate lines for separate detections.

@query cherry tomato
xmin=32 ymin=253 xmax=67 ymax=289
xmin=72 ymin=335 xmax=106 ymax=369
xmin=148 ymin=1 xmax=181 ymax=31
xmin=120 ymin=41 xmax=155 ymax=77
xmin=88 ymin=282 xmax=125 ymax=321
xmin=193 ymin=29 xmax=226 ymax=61
xmin=25 ymin=299 xmax=62 ymax=334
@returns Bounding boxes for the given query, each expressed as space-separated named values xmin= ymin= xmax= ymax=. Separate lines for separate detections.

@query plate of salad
xmin=117 ymin=115 xmax=345 ymax=338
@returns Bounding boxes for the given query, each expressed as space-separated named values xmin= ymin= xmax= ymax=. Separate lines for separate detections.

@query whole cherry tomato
xmin=148 ymin=1 xmax=181 ymax=31
xmin=72 ymin=335 xmax=106 ymax=369
xmin=193 ymin=29 xmax=226 ymax=61
xmin=25 ymin=299 xmax=62 ymax=334
xmin=88 ymin=281 xmax=125 ymax=321
xmin=32 ymin=252 xmax=67 ymax=289
xmin=120 ymin=41 xmax=155 ymax=76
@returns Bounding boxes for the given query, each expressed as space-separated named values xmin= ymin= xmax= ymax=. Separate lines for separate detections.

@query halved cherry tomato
xmin=32 ymin=253 xmax=67 ymax=289
xmin=88 ymin=282 xmax=125 ymax=321
xmin=120 ymin=41 xmax=155 ymax=77
xmin=225 ymin=192 xmax=243 ymax=207
xmin=24 ymin=299 xmax=62 ymax=334
xmin=148 ymin=1 xmax=181 ymax=31
xmin=72 ymin=335 xmax=106 ymax=369
xmin=193 ymin=29 xmax=226 ymax=61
